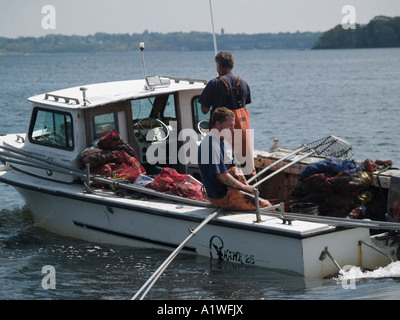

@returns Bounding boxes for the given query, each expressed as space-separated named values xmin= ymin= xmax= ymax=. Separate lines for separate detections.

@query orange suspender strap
xmin=235 ymin=77 xmax=241 ymax=96
xmin=218 ymin=76 xmax=241 ymax=97
xmin=218 ymin=76 xmax=230 ymax=96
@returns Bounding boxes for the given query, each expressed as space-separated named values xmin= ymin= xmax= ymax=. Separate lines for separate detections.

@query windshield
xmin=29 ymin=107 xmax=74 ymax=150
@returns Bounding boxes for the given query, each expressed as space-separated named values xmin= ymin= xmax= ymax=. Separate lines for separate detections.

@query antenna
xmin=80 ymin=87 xmax=88 ymax=106
xmin=209 ymin=0 xmax=218 ymax=56
xmin=139 ymin=42 xmax=149 ymax=89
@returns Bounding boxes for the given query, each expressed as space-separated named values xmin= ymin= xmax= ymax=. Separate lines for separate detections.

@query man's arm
xmin=216 ymin=172 xmax=254 ymax=194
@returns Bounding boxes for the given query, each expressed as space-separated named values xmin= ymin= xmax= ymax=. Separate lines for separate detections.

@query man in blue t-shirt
xmin=198 ymin=52 xmax=251 ymax=115
xmin=198 ymin=107 xmax=271 ymax=211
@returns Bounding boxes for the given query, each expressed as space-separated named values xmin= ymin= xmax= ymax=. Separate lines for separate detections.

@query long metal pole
xmin=132 ymin=207 xmax=222 ymax=300
xmin=0 ymin=148 xmax=213 ymax=208
xmin=209 ymin=0 xmax=218 ymax=56
xmin=253 ymin=151 xmax=315 ymax=188
xmin=247 ymin=145 xmax=307 ymax=184
xmin=260 ymin=208 xmax=400 ymax=231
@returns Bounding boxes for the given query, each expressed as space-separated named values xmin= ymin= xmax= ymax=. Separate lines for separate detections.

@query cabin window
xmin=93 ymin=113 xmax=119 ymax=140
xmin=192 ymin=96 xmax=210 ymax=133
xmin=29 ymin=108 xmax=74 ymax=150
xmin=163 ymin=95 xmax=176 ymax=119
xmin=131 ymin=94 xmax=176 ymax=121
xmin=131 ymin=97 xmax=155 ymax=120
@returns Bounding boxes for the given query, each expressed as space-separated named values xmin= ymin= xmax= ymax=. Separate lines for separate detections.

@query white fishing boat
xmin=1 ymin=45 xmax=400 ymax=281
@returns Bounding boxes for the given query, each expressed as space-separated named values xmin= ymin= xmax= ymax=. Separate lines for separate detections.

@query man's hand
xmin=229 ymin=166 xmax=247 ymax=185
xmin=201 ymin=105 xmax=210 ymax=114
xmin=241 ymin=184 xmax=255 ymax=194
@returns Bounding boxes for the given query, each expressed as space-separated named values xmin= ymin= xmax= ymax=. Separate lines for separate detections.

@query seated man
xmin=197 ymin=107 xmax=271 ymax=211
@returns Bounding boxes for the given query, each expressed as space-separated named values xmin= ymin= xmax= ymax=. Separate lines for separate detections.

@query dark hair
xmin=210 ymin=107 xmax=235 ymax=128
xmin=215 ymin=52 xmax=234 ymax=69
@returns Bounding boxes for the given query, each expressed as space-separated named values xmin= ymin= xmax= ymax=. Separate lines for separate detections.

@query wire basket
xmin=301 ymin=135 xmax=354 ymax=159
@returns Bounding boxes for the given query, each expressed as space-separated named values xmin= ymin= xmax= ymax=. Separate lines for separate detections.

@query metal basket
xmin=301 ymin=135 xmax=354 ymax=159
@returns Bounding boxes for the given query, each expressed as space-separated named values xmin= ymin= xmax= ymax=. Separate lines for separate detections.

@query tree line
xmin=312 ymin=16 xmax=400 ymax=49
xmin=2 ymin=15 xmax=399 ymax=54
xmin=0 ymin=31 xmax=320 ymax=54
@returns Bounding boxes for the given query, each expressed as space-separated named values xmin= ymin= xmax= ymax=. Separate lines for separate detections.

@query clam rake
xmin=248 ymin=134 xmax=355 ymax=186
xmin=300 ymin=134 xmax=354 ymax=159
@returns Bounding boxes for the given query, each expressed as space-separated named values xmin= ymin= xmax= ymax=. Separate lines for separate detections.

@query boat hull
xmin=2 ymin=170 xmax=395 ymax=279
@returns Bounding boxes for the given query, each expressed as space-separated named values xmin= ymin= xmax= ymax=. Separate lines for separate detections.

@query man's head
xmin=210 ymin=107 xmax=235 ymax=134
xmin=215 ymin=52 xmax=234 ymax=75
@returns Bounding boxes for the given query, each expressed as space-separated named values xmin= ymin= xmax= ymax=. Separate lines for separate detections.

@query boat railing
xmin=0 ymin=143 xmax=214 ymax=208
xmin=44 ymin=93 xmax=80 ymax=105
xmin=254 ymin=188 xmax=285 ymax=223
xmin=166 ymin=76 xmax=207 ymax=85
xmin=359 ymin=240 xmax=394 ymax=263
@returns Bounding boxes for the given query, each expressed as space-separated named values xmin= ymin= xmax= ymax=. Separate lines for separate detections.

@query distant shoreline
xmin=0 ymin=31 xmax=321 ymax=54
xmin=312 ymin=15 xmax=400 ymax=49
xmin=2 ymin=15 xmax=399 ymax=54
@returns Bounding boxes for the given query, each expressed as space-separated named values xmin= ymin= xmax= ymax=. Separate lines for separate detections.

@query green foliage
xmin=0 ymin=31 xmax=321 ymax=54
xmin=313 ymin=16 xmax=400 ymax=49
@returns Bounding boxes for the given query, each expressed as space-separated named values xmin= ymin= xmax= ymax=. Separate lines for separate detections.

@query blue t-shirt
xmin=198 ymin=73 xmax=251 ymax=114
xmin=198 ymin=134 xmax=235 ymax=199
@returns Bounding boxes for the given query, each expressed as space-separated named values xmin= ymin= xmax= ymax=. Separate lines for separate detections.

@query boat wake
xmin=338 ymin=261 xmax=400 ymax=281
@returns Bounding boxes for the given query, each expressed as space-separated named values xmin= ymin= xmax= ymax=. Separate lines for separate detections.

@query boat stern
xmin=302 ymin=227 xmax=398 ymax=278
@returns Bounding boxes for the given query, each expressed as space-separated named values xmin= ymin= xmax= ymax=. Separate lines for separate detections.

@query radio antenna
xmin=209 ymin=0 xmax=218 ymax=56
xmin=139 ymin=42 xmax=149 ymax=89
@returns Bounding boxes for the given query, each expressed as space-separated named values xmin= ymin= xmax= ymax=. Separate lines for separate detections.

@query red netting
xmin=146 ymin=167 xmax=207 ymax=202
xmin=78 ymin=130 xmax=145 ymax=185
xmin=97 ymin=129 xmax=138 ymax=159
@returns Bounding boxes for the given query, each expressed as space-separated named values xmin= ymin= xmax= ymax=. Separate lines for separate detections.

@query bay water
xmin=0 ymin=48 xmax=400 ymax=300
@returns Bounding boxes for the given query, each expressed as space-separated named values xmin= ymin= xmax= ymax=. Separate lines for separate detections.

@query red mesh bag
xmin=146 ymin=168 xmax=207 ymax=202
xmin=304 ymin=172 xmax=335 ymax=191
xmin=362 ymin=159 xmax=379 ymax=173
xmin=90 ymin=163 xmax=118 ymax=176
xmin=113 ymin=162 xmax=144 ymax=183
xmin=326 ymin=172 xmax=367 ymax=196
xmin=78 ymin=148 xmax=120 ymax=168
xmin=97 ymin=129 xmax=138 ymax=159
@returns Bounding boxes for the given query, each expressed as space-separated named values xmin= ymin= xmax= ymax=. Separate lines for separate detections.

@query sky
xmin=1 ymin=0 xmax=400 ymax=38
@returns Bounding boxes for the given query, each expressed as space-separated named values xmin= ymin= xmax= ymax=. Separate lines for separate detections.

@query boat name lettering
xmin=221 ymin=249 xmax=255 ymax=264
xmin=209 ymin=235 xmax=255 ymax=265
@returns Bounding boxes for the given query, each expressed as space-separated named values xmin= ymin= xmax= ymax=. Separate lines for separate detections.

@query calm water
xmin=1 ymin=48 xmax=400 ymax=300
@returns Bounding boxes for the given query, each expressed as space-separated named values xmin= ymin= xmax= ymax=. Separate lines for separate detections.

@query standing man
xmin=198 ymin=107 xmax=271 ymax=211
xmin=198 ymin=51 xmax=255 ymax=179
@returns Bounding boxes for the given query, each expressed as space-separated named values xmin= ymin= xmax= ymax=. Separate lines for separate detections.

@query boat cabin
xmin=25 ymin=77 xmax=209 ymax=182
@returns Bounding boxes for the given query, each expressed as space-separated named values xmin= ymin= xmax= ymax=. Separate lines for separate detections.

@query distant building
xmin=221 ymin=28 xmax=224 ymax=35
